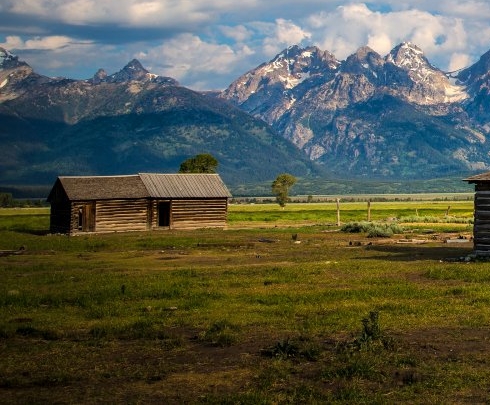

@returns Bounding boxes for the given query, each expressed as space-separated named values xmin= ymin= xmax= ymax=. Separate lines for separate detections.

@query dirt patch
xmin=2 ymin=326 xmax=490 ymax=404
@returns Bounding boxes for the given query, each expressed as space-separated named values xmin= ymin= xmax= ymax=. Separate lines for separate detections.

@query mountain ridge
xmin=219 ymin=41 xmax=490 ymax=180
xmin=0 ymin=49 xmax=321 ymax=194
xmin=2 ymin=42 xmax=490 ymax=196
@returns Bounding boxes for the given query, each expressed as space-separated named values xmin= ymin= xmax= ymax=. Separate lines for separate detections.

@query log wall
xmin=52 ymin=197 xmax=228 ymax=235
xmin=70 ymin=199 xmax=150 ymax=235
xmin=474 ymin=186 xmax=490 ymax=256
xmin=150 ymin=198 xmax=228 ymax=230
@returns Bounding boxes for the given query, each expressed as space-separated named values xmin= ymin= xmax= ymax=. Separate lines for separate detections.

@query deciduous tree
xmin=272 ymin=173 xmax=297 ymax=208
xmin=179 ymin=153 xmax=218 ymax=173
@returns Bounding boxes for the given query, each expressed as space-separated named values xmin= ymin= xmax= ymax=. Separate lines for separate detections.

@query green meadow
xmin=2 ymin=201 xmax=490 ymax=404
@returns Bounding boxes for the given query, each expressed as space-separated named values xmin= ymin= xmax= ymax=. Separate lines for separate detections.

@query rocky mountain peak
xmin=98 ymin=59 xmax=178 ymax=86
xmin=384 ymin=42 xmax=466 ymax=103
xmin=90 ymin=68 xmax=108 ymax=84
xmin=108 ymin=59 xmax=150 ymax=82
xmin=0 ymin=47 xmax=39 ymax=102
xmin=0 ymin=47 xmax=28 ymax=70
xmin=272 ymin=45 xmax=340 ymax=76
xmin=387 ymin=42 xmax=425 ymax=65
xmin=221 ymin=45 xmax=340 ymax=106
xmin=385 ymin=42 xmax=437 ymax=78
xmin=342 ymin=46 xmax=384 ymax=75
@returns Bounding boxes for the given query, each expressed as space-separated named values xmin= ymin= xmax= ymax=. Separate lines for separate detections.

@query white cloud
xmin=0 ymin=34 xmax=120 ymax=77
xmin=5 ymin=0 xmax=234 ymax=28
xmin=262 ymin=19 xmax=311 ymax=56
xmin=0 ymin=35 xmax=90 ymax=50
xmin=139 ymin=33 xmax=255 ymax=89
xmin=448 ymin=53 xmax=472 ymax=72
xmin=2 ymin=1 xmax=490 ymax=88
xmin=367 ymin=33 xmax=393 ymax=56
xmin=305 ymin=4 xmax=474 ymax=70
xmin=219 ymin=25 xmax=253 ymax=43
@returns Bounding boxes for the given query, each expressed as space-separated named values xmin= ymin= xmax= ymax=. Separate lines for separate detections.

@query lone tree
xmin=179 ymin=153 xmax=218 ymax=173
xmin=272 ymin=173 xmax=297 ymax=208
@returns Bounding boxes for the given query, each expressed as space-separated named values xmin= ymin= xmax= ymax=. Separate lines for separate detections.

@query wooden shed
xmin=465 ymin=171 xmax=490 ymax=256
xmin=47 ymin=173 xmax=232 ymax=235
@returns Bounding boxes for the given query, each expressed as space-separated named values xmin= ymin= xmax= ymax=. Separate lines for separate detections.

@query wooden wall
xmin=474 ymin=184 xmax=490 ymax=256
xmin=150 ymin=198 xmax=228 ymax=230
xmin=70 ymin=199 xmax=150 ymax=235
xmin=51 ymin=197 xmax=228 ymax=235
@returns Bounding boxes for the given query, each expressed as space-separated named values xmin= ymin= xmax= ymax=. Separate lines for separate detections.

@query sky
xmin=1 ymin=1 xmax=490 ymax=90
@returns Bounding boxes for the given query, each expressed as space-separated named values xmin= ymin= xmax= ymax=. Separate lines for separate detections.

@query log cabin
xmin=47 ymin=173 xmax=232 ymax=235
xmin=465 ymin=171 xmax=490 ymax=256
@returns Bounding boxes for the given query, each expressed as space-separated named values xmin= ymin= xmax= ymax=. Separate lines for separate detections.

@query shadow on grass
xmin=361 ymin=244 xmax=473 ymax=262
xmin=11 ymin=227 xmax=50 ymax=236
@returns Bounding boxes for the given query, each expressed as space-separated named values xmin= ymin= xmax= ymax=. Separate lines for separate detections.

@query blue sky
xmin=1 ymin=1 xmax=490 ymax=90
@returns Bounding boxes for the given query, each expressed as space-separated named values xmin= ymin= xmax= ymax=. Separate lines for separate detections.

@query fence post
xmin=367 ymin=200 xmax=371 ymax=222
xmin=336 ymin=198 xmax=341 ymax=226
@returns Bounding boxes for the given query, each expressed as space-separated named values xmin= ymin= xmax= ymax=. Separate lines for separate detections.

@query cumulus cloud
xmin=219 ymin=25 xmax=253 ymax=43
xmin=305 ymin=4 xmax=474 ymax=70
xmin=2 ymin=1 xmax=490 ymax=88
xmin=262 ymin=19 xmax=311 ymax=56
xmin=448 ymin=53 xmax=472 ymax=72
xmin=138 ymin=33 xmax=255 ymax=89
xmin=5 ymin=0 xmax=234 ymax=28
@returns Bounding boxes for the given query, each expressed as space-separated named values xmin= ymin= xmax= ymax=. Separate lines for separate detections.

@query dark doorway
xmin=158 ymin=202 xmax=171 ymax=227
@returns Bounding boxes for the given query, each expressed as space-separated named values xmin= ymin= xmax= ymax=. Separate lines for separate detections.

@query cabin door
xmin=158 ymin=201 xmax=171 ymax=227
xmin=78 ymin=203 xmax=96 ymax=232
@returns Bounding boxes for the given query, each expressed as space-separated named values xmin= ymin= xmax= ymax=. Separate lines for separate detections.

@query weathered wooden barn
xmin=47 ymin=173 xmax=232 ymax=235
xmin=465 ymin=171 xmax=490 ymax=256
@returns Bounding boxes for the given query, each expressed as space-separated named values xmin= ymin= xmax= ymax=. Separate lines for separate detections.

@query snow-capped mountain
xmin=221 ymin=45 xmax=339 ymax=124
xmin=0 ymin=46 xmax=50 ymax=101
xmin=220 ymin=42 xmax=490 ymax=179
xmin=4 ymin=41 xmax=490 ymax=194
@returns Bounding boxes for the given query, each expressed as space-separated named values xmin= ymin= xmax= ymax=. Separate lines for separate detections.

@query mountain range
xmin=0 ymin=48 xmax=318 ymax=196
xmin=2 ymin=42 xmax=490 ymax=196
xmin=220 ymin=43 xmax=490 ymax=181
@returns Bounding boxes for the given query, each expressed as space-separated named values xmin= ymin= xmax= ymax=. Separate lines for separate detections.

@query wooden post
xmin=336 ymin=198 xmax=341 ymax=226
xmin=445 ymin=205 xmax=451 ymax=216
xmin=367 ymin=200 xmax=371 ymax=222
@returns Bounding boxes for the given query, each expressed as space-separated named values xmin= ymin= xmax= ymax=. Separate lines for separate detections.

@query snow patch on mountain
xmin=444 ymin=82 xmax=469 ymax=102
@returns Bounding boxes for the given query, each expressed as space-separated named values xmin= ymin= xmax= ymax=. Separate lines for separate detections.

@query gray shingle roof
xmin=48 ymin=173 xmax=231 ymax=201
xmin=53 ymin=175 xmax=149 ymax=200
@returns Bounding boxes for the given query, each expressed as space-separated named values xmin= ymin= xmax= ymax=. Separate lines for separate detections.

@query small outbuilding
xmin=465 ymin=171 xmax=490 ymax=256
xmin=47 ymin=173 xmax=232 ymax=235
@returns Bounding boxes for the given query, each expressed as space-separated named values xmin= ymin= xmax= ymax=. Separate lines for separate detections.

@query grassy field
xmin=2 ymin=202 xmax=490 ymax=404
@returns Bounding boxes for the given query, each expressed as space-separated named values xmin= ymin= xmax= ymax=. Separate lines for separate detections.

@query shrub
xmin=341 ymin=222 xmax=404 ymax=238
xmin=367 ymin=225 xmax=393 ymax=238
xmin=199 ymin=320 xmax=239 ymax=347
xmin=341 ymin=222 xmax=372 ymax=233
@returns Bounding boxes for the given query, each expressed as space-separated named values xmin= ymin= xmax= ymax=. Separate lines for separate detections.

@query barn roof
xmin=47 ymin=173 xmax=232 ymax=202
xmin=139 ymin=173 xmax=232 ymax=198
xmin=48 ymin=175 xmax=149 ymax=201
xmin=464 ymin=171 xmax=490 ymax=183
